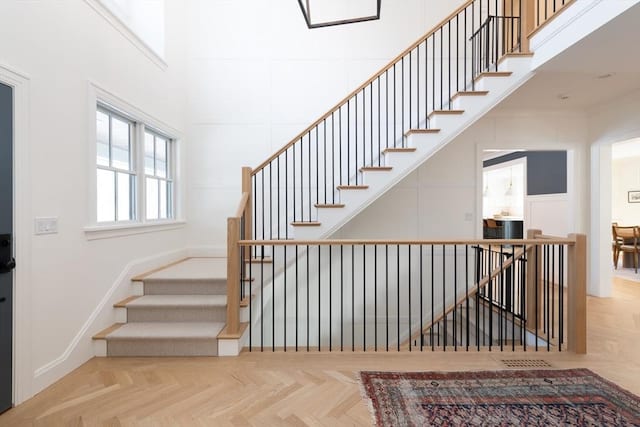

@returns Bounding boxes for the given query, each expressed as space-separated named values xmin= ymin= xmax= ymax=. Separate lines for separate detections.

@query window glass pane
xmin=146 ymin=177 xmax=159 ymax=220
xmin=159 ymin=180 xmax=167 ymax=219
xmin=97 ymin=169 xmax=115 ymax=222
xmin=167 ymin=181 xmax=173 ymax=218
xmin=144 ymin=132 xmax=155 ymax=175
xmin=111 ymin=117 xmax=131 ymax=170
xmin=117 ymin=172 xmax=134 ymax=221
xmin=155 ymin=137 xmax=167 ymax=178
xmin=96 ymin=111 xmax=110 ymax=167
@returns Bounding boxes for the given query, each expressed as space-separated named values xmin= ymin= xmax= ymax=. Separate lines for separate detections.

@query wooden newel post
xmin=520 ymin=0 xmax=535 ymax=53
xmin=526 ymin=229 xmax=543 ymax=331
xmin=242 ymin=167 xmax=252 ymax=243
xmin=568 ymin=233 xmax=587 ymax=354
xmin=226 ymin=217 xmax=240 ymax=335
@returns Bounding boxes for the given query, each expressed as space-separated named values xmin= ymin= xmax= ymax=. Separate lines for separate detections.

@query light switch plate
xmin=35 ymin=217 xmax=58 ymax=235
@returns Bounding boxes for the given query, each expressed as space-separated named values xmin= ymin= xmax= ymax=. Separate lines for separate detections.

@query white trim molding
xmin=83 ymin=0 xmax=167 ymax=70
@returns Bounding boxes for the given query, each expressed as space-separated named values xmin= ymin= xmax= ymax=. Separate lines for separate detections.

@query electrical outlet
xmin=34 ymin=217 xmax=58 ymax=235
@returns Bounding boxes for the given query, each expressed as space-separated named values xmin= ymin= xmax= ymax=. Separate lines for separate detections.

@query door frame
xmin=0 ymin=64 xmax=32 ymax=406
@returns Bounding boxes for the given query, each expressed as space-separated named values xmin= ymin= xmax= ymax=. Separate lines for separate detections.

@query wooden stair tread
xmin=291 ymin=221 xmax=321 ymax=226
xmin=114 ymin=296 xmax=140 ymax=308
xmin=451 ymin=91 xmax=489 ymax=100
xmin=428 ymin=110 xmax=464 ymax=118
xmin=107 ymin=322 xmax=225 ymax=340
xmin=475 ymin=71 xmax=512 ymax=80
xmin=241 ymin=277 xmax=254 ymax=282
xmin=360 ymin=166 xmax=392 ymax=172
xmin=405 ymin=129 xmax=441 ymax=136
xmin=93 ymin=323 xmax=124 ymax=340
xmin=240 ymin=295 xmax=254 ymax=307
xmin=383 ymin=147 xmax=416 ymax=154
xmin=314 ymin=203 xmax=345 ymax=208
xmin=337 ymin=185 xmax=369 ymax=190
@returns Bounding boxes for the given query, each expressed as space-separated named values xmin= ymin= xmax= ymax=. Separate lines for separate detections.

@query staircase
xmin=93 ymin=258 xmax=245 ymax=357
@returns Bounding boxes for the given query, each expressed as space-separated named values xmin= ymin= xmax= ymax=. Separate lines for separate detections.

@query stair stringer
xmin=292 ymin=56 xmax=536 ymax=240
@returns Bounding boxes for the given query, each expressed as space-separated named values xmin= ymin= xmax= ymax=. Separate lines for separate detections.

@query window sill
xmin=84 ymin=220 xmax=186 ymax=241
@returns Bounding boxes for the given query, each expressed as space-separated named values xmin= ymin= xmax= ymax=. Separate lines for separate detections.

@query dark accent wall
xmin=483 ymin=151 xmax=567 ymax=195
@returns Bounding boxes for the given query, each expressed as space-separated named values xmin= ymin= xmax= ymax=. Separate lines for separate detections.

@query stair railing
xmin=248 ymin=0 xmax=528 ymax=246
xmin=238 ymin=232 xmax=586 ymax=353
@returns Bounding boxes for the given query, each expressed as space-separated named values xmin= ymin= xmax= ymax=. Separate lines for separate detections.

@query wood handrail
xmin=251 ymin=0 xmax=475 ymax=174
xmin=239 ymin=238 xmax=575 ymax=246
xmin=234 ymin=192 xmax=249 ymax=219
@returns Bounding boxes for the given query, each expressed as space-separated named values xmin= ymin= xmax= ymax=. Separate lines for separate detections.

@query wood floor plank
xmin=2 ymin=277 xmax=640 ymax=426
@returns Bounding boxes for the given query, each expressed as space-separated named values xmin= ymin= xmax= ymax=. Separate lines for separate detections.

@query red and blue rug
xmin=359 ymin=369 xmax=640 ymax=426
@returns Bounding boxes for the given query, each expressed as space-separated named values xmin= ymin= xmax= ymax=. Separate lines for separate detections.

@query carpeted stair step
xmin=143 ymin=277 xmax=226 ymax=295
xmin=104 ymin=322 xmax=224 ymax=357
xmin=123 ymin=295 xmax=227 ymax=323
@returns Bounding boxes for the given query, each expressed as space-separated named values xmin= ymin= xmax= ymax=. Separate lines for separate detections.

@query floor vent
xmin=501 ymin=359 xmax=552 ymax=368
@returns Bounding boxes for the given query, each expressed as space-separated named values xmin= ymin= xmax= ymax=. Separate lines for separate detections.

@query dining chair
xmin=613 ymin=225 xmax=640 ymax=272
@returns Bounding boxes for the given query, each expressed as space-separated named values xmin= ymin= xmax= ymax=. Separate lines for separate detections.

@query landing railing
xmin=234 ymin=231 xmax=586 ymax=353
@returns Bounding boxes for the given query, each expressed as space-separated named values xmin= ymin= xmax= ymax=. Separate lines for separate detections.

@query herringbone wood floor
xmin=2 ymin=277 xmax=640 ymax=426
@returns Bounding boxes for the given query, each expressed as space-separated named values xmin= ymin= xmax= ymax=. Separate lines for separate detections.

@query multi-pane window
xmin=96 ymin=108 xmax=136 ymax=222
xmin=144 ymin=131 xmax=173 ymax=220
xmin=96 ymin=104 xmax=175 ymax=224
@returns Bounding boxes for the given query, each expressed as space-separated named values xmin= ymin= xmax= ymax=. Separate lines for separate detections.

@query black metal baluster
xmin=277 ymin=158 xmax=280 ymax=239
xmin=296 ymin=245 xmax=299 ymax=351
xmin=341 ymin=245 xmax=344 ymax=351
xmin=329 ymin=245 xmax=333 ymax=351
xmin=420 ymin=245 xmax=423 ymax=351
xmin=466 ymin=245 xmax=469 ymax=351
xmin=454 ymin=245 xmax=457 ymax=351
xmin=352 ymin=245 xmax=355 ymax=351
xmin=308 ymin=132 xmax=312 ymax=221
xmin=284 ymin=245 xmax=287 ymax=351
xmin=323 ymin=120 xmax=327 ymax=205
xmin=347 ymin=101 xmax=350 ymax=185
xmin=377 ymin=77 xmax=381 ymax=166
xmin=440 ymin=27 xmax=443 ymax=110
xmin=397 ymin=244 xmax=400 ymax=351
xmin=355 ymin=93 xmax=358 ymax=184
xmin=318 ymin=245 xmax=321 ymax=351
xmin=363 ymin=245 xmax=366 ymax=351
xmin=551 ymin=244 xmax=555 ymax=340
xmin=261 ymin=245 xmax=264 ymax=351
xmin=431 ymin=244 xmax=435 ymax=350
xmin=393 ymin=64 xmax=397 ymax=147
xmin=408 ymin=245 xmax=412 ymax=351
xmin=442 ymin=244 xmax=446 ymax=350
xmin=535 ymin=244 xmax=539 ymax=351
xmin=559 ymin=245 xmax=564 ymax=351
xmin=292 ymin=146 xmax=296 ymax=224
xmin=375 ymin=245 xmax=378 ymax=351
xmin=386 ymin=245 xmax=389 ymax=351
xmin=272 ymin=244 xmax=275 ymax=351
xmin=339 ymin=107 xmax=343 ymax=187
xmin=307 ymin=244 xmax=310 ymax=352
xmin=300 ymin=137 xmax=303 ymax=222
xmin=249 ymin=245 xmax=253 ymax=351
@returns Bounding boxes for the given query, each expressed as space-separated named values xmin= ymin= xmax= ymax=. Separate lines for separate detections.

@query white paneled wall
xmin=185 ymin=0 xmax=466 ymax=248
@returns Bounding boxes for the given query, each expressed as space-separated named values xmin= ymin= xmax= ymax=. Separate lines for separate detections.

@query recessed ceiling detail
xmin=297 ymin=0 xmax=381 ymax=29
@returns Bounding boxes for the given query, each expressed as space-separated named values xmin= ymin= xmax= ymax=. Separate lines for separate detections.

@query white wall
xmin=612 ymin=155 xmax=640 ymax=226
xmin=0 ymin=0 xmax=188 ymax=401
xmin=185 ymin=0 xmax=466 ymax=250
xmin=338 ymin=109 xmax=588 ymax=241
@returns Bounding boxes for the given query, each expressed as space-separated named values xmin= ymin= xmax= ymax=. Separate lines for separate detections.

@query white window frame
xmin=85 ymin=82 xmax=184 ymax=240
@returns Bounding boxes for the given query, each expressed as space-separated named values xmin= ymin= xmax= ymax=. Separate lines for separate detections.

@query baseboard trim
xmin=32 ymin=247 xmax=189 ymax=392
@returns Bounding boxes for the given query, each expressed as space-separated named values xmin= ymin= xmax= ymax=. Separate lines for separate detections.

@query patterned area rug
xmin=359 ymin=369 xmax=640 ymax=426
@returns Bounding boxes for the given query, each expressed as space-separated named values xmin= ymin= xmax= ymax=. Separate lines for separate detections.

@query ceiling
xmin=496 ymin=2 xmax=640 ymax=111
